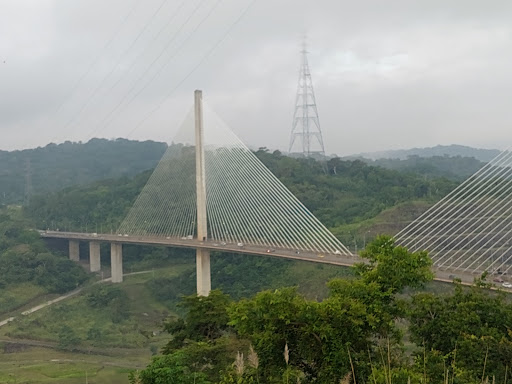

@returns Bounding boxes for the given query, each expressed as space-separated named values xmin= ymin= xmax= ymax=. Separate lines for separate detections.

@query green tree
xmin=163 ymin=289 xmax=232 ymax=353
xmin=356 ymin=235 xmax=433 ymax=294
xmin=58 ymin=325 xmax=81 ymax=349
xmin=137 ymin=291 xmax=239 ymax=383
xmin=408 ymin=283 xmax=512 ymax=382
xmin=228 ymin=236 xmax=433 ymax=382
xmin=86 ymin=285 xmax=130 ymax=323
xmin=86 ymin=326 xmax=102 ymax=342
xmin=130 ymin=351 xmax=210 ymax=384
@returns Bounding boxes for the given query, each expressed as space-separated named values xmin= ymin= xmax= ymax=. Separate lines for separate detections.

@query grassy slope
xmin=0 ymin=266 xmax=188 ymax=346
xmin=0 ymin=346 xmax=139 ymax=384
xmin=0 ymin=244 xmax=468 ymax=383
xmin=0 ymin=266 xmax=191 ymax=383
xmin=329 ymin=200 xmax=432 ymax=252
xmin=0 ymin=253 xmax=357 ymax=381
xmin=0 ymin=283 xmax=48 ymax=316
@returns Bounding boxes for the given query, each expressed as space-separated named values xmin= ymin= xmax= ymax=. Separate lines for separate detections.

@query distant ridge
xmin=352 ymin=144 xmax=500 ymax=163
xmin=0 ymin=138 xmax=167 ymax=205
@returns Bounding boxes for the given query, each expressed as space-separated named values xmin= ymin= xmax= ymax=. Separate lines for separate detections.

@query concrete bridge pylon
xmin=195 ymin=90 xmax=211 ymax=296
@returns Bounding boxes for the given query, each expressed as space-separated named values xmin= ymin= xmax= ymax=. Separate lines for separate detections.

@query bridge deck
xmin=39 ymin=231 xmax=499 ymax=287
xmin=40 ymin=231 xmax=357 ymax=266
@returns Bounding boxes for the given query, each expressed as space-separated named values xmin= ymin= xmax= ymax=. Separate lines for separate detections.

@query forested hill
xmin=255 ymin=150 xmax=455 ymax=227
xmin=1 ymin=139 xmax=486 ymax=207
xmin=0 ymin=138 xmax=167 ymax=205
xmin=363 ymin=155 xmax=484 ymax=181
xmin=25 ymin=149 xmax=456 ymax=242
xmin=354 ymin=144 xmax=499 ymax=162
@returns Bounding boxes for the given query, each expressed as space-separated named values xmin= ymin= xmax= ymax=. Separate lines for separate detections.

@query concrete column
xmin=89 ymin=241 xmax=101 ymax=272
xmin=195 ymin=90 xmax=208 ymax=241
xmin=196 ymin=248 xmax=211 ymax=296
xmin=194 ymin=90 xmax=211 ymax=296
xmin=110 ymin=243 xmax=123 ymax=283
xmin=69 ymin=240 xmax=79 ymax=262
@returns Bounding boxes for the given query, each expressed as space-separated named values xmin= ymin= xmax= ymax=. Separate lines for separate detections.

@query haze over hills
xmin=352 ymin=144 xmax=500 ymax=162
xmin=0 ymin=139 xmax=495 ymax=205
xmin=0 ymin=138 xmax=166 ymax=204
xmin=361 ymin=154 xmax=485 ymax=182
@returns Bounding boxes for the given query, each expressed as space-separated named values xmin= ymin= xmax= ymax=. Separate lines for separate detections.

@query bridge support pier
xmin=69 ymin=240 xmax=79 ymax=262
xmin=89 ymin=241 xmax=101 ymax=272
xmin=196 ymin=249 xmax=211 ymax=296
xmin=111 ymin=243 xmax=123 ymax=283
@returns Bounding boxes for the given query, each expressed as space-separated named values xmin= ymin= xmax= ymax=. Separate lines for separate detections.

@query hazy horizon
xmin=1 ymin=1 xmax=512 ymax=155
xmin=0 ymin=136 xmax=501 ymax=161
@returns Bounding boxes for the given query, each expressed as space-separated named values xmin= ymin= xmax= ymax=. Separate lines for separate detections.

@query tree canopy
xmin=134 ymin=236 xmax=436 ymax=383
xmin=0 ymin=207 xmax=89 ymax=315
xmin=0 ymin=138 xmax=166 ymax=205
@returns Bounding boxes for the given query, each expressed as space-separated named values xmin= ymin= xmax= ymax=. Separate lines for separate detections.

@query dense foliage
xmin=408 ymin=284 xmax=512 ymax=382
xmin=255 ymin=149 xmax=455 ymax=228
xmin=133 ymin=236 xmax=435 ymax=383
xmin=0 ymin=138 xmax=166 ymax=204
xmin=364 ymin=155 xmax=484 ymax=182
xmin=134 ymin=237 xmax=512 ymax=384
xmin=25 ymin=170 xmax=152 ymax=232
xmin=0 ymin=208 xmax=88 ymax=314
xmin=146 ymin=255 xmax=290 ymax=306
xmin=24 ymin=149 xmax=457 ymax=243
xmin=146 ymin=252 xmax=353 ymax=309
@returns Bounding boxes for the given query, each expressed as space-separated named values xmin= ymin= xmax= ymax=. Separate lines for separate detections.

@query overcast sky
xmin=1 ymin=0 xmax=511 ymax=156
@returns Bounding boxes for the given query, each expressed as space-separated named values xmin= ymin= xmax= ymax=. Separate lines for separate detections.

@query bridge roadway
xmin=40 ymin=230 xmax=358 ymax=266
xmin=39 ymin=231 xmax=495 ymax=288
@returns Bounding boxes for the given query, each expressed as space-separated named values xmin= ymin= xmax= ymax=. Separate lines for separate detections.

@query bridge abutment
xmin=69 ymin=240 xmax=79 ymax=261
xmin=110 ymin=243 xmax=123 ymax=283
xmin=89 ymin=241 xmax=101 ymax=272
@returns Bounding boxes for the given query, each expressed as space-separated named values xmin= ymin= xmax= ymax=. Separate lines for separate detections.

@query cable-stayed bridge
xmin=40 ymin=91 xmax=512 ymax=294
xmin=41 ymin=91 xmax=353 ymax=295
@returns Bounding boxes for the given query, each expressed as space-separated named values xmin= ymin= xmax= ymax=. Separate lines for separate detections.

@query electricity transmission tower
xmin=289 ymin=41 xmax=326 ymax=158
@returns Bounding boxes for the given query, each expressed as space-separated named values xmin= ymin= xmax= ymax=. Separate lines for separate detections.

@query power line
xmin=61 ymin=0 xmax=172 ymax=132
xmin=46 ymin=0 xmax=141 ymax=132
xmin=126 ymin=0 xmax=257 ymax=140
xmin=75 ymin=0 xmax=189 ymax=130
xmin=88 ymin=0 xmax=220 ymax=138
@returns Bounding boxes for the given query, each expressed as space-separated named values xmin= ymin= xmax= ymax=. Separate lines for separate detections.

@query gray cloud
xmin=1 ymin=0 xmax=511 ymax=155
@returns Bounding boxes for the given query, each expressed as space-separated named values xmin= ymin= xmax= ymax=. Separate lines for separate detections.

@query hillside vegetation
xmin=24 ymin=149 xmax=457 ymax=247
xmin=0 ymin=207 xmax=88 ymax=315
xmin=364 ymin=155 xmax=484 ymax=181
xmin=1 ymin=144 xmax=458 ymax=325
xmin=3 ymin=140 xmax=497 ymax=383
xmin=0 ymin=138 xmax=166 ymax=205
xmin=355 ymin=143 xmax=499 ymax=162
xmin=0 ymin=140 xmax=489 ymax=207
xmin=133 ymin=238 xmax=512 ymax=384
